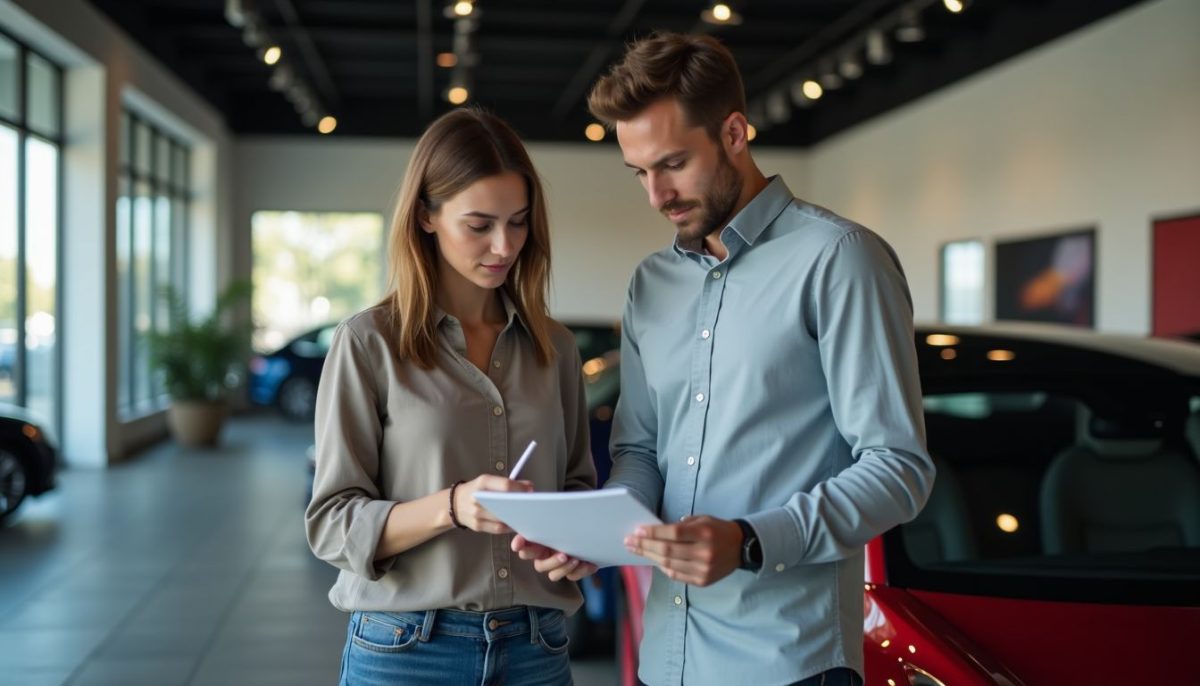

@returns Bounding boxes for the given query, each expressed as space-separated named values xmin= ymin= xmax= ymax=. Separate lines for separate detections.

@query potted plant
xmin=146 ymin=281 xmax=253 ymax=447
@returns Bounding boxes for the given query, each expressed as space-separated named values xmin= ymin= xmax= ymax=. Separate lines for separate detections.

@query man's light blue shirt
xmin=608 ymin=176 xmax=935 ymax=686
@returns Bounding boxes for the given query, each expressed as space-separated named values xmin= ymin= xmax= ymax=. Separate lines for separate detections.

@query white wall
xmin=235 ymin=138 xmax=808 ymax=322
xmin=0 ymin=0 xmax=236 ymax=463
xmin=803 ymin=0 xmax=1200 ymax=333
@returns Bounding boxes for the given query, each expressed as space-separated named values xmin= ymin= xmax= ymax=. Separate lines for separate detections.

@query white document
xmin=474 ymin=488 xmax=661 ymax=568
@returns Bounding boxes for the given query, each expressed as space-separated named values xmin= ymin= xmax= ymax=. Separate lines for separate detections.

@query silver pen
xmin=508 ymin=440 xmax=538 ymax=479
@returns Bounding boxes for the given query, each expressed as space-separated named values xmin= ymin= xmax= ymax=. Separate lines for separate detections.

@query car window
xmin=316 ymin=325 xmax=336 ymax=353
xmin=892 ymin=386 xmax=1200 ymax=602
xmin=291 ymin=325 xmax=336 ymax=358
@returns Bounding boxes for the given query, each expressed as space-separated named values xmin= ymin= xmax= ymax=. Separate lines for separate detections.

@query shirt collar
xmin=433 ymin=287 xmax=526 ymax=333
xmin=673 ymin=175 xmax=793 ymax=257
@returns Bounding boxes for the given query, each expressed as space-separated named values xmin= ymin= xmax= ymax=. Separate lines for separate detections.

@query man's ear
xmin=723 ymin=112 xmax=750 ymax=156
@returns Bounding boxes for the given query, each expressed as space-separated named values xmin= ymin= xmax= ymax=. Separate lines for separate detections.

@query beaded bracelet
xmin=448 ymin=480 xmax=468 ymax=529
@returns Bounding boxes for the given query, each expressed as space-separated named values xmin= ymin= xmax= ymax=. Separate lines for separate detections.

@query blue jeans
xmin=789 ymin=668 xmax=863 ymax=686
xmin=339 ymin=606 xmax=573 ymax=685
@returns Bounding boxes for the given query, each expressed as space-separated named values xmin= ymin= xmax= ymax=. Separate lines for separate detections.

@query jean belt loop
xmin=419 ymin=609 xmax=437 ymax=642
xmin=527 ymin=606 xmax=539 ymax=645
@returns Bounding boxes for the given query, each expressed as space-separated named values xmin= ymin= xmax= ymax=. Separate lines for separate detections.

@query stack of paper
xmin=474 ymin=488 xmax=662 ymax=567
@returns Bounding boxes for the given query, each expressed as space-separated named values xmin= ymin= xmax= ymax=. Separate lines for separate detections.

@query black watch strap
xmin=733 ymin=518 xmax=762 ymax=571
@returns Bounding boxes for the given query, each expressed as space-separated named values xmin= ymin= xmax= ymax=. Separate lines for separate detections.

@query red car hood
xmin=891 ymin=587 xmax=1200 ymax=685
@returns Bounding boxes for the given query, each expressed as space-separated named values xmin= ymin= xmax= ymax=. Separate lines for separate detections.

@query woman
xmin=305 ymin=108 xmax=596 ymax=685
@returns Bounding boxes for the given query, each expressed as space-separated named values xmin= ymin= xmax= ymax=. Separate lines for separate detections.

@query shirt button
xmin=686 ymin=456 xmax=696 ymax=466
xmin=492 ymin=360 xmax=501 ymax=368
xmin=695 ymin=393 xmax=705 ymax=403
xmin=775 ymin=563 xmax=786 ymax=572
xmin=492 ymin=405 xmax=504 ymax=416
xmin=701 ymin=329 xmax=710 ymax=339
xmin=673 ymin=595 xmax=683 ymax=606
xmin=495 ymin=461 xmax=505 ymax=471
xmin=497 ymin=568 xmax=509 ymax=579
xmin=712 ymin=271 xmax=722 ymax=279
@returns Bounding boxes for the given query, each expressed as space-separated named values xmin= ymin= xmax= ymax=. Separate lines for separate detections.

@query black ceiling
xmin=85 ymin=0 xmax=1147 ymax=145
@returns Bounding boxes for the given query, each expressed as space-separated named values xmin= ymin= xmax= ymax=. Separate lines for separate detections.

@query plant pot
xmin=167 ymin=400 xmax=229 ymax=447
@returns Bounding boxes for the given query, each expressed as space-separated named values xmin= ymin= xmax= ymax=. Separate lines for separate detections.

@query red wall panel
xmin=1153 ymin=214 xmax=1200 ymax=337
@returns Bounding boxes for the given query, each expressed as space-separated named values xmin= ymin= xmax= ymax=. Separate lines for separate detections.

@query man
xmin=515 ymin=32 xmax=934 ymax=686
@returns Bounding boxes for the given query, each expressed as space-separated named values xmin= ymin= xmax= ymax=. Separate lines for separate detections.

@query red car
xmin=616 ymin=323 xmax=1200 ymax=685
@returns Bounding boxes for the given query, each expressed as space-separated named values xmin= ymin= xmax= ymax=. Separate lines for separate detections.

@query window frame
xmin=117 ymin=109 xmax=191 ymax=418
xmin=0 ymin=27 xmax=65 ymax=436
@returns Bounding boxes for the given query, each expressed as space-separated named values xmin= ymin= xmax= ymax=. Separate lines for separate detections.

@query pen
xmin=508 ymin=440 xmax=538 ymax=480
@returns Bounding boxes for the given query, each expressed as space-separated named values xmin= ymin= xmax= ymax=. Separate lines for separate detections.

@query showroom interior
xmin=0 ymin=0 xmax=1197 ymax=684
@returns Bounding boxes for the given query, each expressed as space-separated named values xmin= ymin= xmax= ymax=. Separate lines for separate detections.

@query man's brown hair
xmin=587 ymin=32 xmax=745 ymax=139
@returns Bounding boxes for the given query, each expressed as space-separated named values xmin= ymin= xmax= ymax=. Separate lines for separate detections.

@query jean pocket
xmin=535 ymin=614 xmax=570 ymax=655
xmin=351 ymin=612 xmax=423 ymax=653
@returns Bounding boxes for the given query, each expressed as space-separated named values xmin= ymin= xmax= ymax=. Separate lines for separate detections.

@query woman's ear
xmin=417 ymin=202 xmax=435 ymax=234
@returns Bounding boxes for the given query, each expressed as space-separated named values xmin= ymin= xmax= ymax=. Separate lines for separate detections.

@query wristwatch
xmin=732 ymin=518 xmax=762 ymax=571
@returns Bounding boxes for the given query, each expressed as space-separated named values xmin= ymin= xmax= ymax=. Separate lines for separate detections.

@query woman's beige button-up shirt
xmin=305 ymin=299 xmax=596 ymax=614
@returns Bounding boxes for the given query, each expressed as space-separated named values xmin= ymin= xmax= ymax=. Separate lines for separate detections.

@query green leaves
xmin=145 ymin=281 xmax=253 ymax=402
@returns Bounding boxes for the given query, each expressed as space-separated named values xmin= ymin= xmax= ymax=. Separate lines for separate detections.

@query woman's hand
xmin=511 ymin=535 xmax=599 ymax=581
xmin=452 ymin=475 xmax=533 ymax=534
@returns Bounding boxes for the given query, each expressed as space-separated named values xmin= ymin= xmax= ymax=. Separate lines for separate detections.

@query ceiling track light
xmin=839 ymin=52 xmax=864 ymax=80
xmin=751 ymin=0 xmax=952 ymax=121
xmin=817 ymin=59 xmax=843 ymax=91
xmin=701 ymin=3 xmax=743 ymax=26
xmin=865 ymin=28 xmax=892 ymax=65
xmin=445 ymin=1 xmax=477 ymax=19
xmin=765 ymin=90 xmax=790 ymax=123
xmin=895 ymin=9 xmax=926 ymax=43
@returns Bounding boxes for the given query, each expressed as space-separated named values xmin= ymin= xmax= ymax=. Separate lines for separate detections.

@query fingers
xmin=472 ymin=475 xmax=534 ymax=493
xmin=566 ymin=562 xmax=598 ymax=581
xmin=511 ymin=536 xmax=553 ymax=560
xmin=624 ymin=517 xmax=737 ymax=587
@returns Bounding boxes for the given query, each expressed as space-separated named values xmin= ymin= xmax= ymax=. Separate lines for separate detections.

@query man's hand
xmin=511 ymin=535 xmax=598 ymax=582
xmin=624 ymin=515 xmax=743 ymax=586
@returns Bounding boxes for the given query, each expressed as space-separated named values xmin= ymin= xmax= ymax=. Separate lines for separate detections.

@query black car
xmin=248 ymin=323 xmax=336 ymax=422
xmin=0 ymin=403 xmax=58 ymax=521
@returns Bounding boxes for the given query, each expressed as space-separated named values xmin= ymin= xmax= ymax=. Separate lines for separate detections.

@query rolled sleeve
xmin=304 ymin=322 xmax=395 ymax=581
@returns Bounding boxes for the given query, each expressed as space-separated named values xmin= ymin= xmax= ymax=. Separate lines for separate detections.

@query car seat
xmin=903 ymin=456 xmax=978 ymax=565
xmin=1040 ymin=406 xmax=1200 ymax=555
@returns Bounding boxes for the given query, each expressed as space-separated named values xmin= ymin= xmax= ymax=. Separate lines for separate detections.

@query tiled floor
xmin=0 ymin=414 xmax=616 ymax=686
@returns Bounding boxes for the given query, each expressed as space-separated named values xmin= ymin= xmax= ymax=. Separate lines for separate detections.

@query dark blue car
xmin=248 ymin=323 xmax=336 ymax=422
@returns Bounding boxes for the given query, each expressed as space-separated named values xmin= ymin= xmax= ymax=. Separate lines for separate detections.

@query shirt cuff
xmin=743 ymin=507 xmax=802 ymax=576
xmin=348 ymin=499 xmax=401 ymax=581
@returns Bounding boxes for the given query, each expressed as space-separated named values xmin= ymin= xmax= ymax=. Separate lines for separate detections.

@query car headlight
xmin=22 ymin=423 xmax=41 ymax=442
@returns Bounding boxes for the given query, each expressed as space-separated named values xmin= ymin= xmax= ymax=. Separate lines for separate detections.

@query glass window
xmin=251 ymin=211 xmax=384 ymax=352
xmin=0 ymin=37 xmax=62 ymax=432
xmin=23 ymin=136 xmax=57 ymax=424
xmin=0 ymin=125 xmax=17 ymax=404
xmin=0 ymin=35 xmax=16 ymax=122
xmin=940 ymin=239 xmax=985 ymax=324
xmin=134 ymin=119 xmax=151 ymax=177
xmin=117 ymin=112 xmax=192 ymax=416
xmin=25 ymin=53 xmax=58 ymax=137
xmin=894 ymin=383 xmax=1200 ymax=603
xmin=132 ymin=180 xmax=153 ymax=407
xmin=116 ymin=175 xmax=131 ymax=410
xmin=155 ymin=135 xmax=170 ymax=184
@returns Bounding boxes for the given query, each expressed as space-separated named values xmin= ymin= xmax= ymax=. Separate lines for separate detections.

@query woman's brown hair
xmin=587 ymin=31 xmax=745 ymax=139
xmin=383 ymin=108 xmax=554 ymax=368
